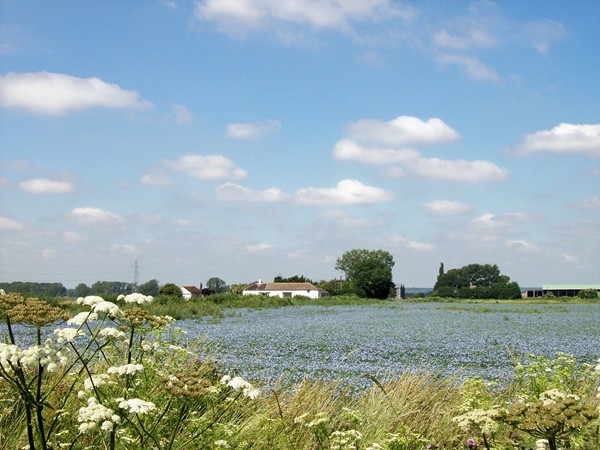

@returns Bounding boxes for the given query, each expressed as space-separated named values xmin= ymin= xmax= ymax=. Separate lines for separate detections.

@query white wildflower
xmin=107 ymin=364 xmax=143 ymax=376
xmin=123 ymin=293 xmax=153 ymax=304
xmin=226 ymin=376 xmax=252 ymax=391
xmin=92 ymin=301 xmax=122 ymax=317
xmin=117 ymin=294 xmax=125 ymax=301
xmin=453 ymin=408 xmax=499 ymax=434
xmin=83 ymin=374 xmax=110 ymax=391
xmin=540 ymin=389 xmax=579 ymax=406
xmin=117 ymin=398 xmax=156 ymax=415
xmin=595 ymin=358 xmax=600 ymax=374
xmin=77 ymin=295 xmax=105 ymax=307
xmin=99 ymin=327 xmax=125 ymax=340
xmin=220 ymin=375 xmax=231 ymax=384
xmin=223 ymin=376 xmax=260 ymax=399
xmin=78 ymin=397 xmax=120 ymax=433
xmin=68 ymin=311 xmax=98 ymax=326
xmin=54 ymin=328 xmax=85 ymax=344
xmin=535 ymin=439 xmax=549 ymax=449
xmin=214 ymin=440 xmax=230 ymax=448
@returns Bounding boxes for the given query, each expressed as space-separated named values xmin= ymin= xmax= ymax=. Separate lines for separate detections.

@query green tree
xmin=206 ymin=277 xmax=228 ymax=293
xmin=335 ymin=249 xmax=395 ymax=299
xmin=274 ymin=274 xmax=313 ymax=283
xmin=434 ymin=263 xmax=521 ymax=299
xmin=74 ymin=283 xmax=91 ymax=298
xmin=138 ymin=279 xmax=159 ymax=296
xmin=158 ymin=283 xmax=183 ymax=298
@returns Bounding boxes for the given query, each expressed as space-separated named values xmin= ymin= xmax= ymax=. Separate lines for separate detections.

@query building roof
xmin=244 ymin=282 xmax=323 ymax=292
xmin=542 ymin=284 xmax=600 ymax=290
xmin=181 ymin=285 xmax=202 ymax=295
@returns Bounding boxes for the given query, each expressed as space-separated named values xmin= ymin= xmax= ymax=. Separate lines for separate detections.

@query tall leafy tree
xmin=138 ymin=279 xmax=159 ymax=296
xmin=335 ymin=249 xmax=395 ymax=299
xmin=206 ymin=277 xmax=228 ymax=293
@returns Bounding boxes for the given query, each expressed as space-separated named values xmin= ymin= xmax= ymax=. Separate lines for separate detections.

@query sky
xmin=0 ymin=0 xmax=599 ymax=289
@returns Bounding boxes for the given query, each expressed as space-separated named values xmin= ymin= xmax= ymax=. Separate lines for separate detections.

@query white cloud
xmin=246 ymin=243 xmax=272 ymax=253
xmin=195 ymin=0 xmax=414 ymax=36
xmin=407 ymin=157 xmax=508 ymax=182
xmin=471 ymin=212 xmax=534 ymax=234
xmin=345 ymin=116 xmax=460 ymax=146
xmin=216 ymin=182 xmax=288 ymax=202
xmin=0 ymin=72 xmax=151 ymax=115
xmin=18 ymin=178 xmax=74 ymax=194
xmin=172 ymin=104 xmax=192 ymax=124
xmin=406 ymin=241 xmax=437 ymax=251
xmin=140 ymin=173 xmax=172 ymax=186
xmin=226 ymin=119 xmax=281 ymax=140
xmin=506 ymin=239 xmax=540 ymax=253
xmin=111 ymin=244 xmax=137 ymax=254
xmin=514 ymin=123 xmax=600 ymax=158
xmin=436 ymin=54 xmax=500 ymax=82
xmin=333 ymin=139 xmax=420 ymax=164
xmin=62 ymin=231 xmax=86 ymax=243
xmin=163 ymin=155 xmax=247 ymax=180
xmin=294 ymin=179 xmax=394 ymax=205
xmin=0 ymin=215 xmax=24 ymax=231
xmin=572 ymin=196 xmax=600 ymax=210
xmin=433 ymin=28 xmax=496 ymax=50
xmin=423 ymin=199 xmax=470 ymax=216
xmin=69 ymin=207 xmax=126 ymax=226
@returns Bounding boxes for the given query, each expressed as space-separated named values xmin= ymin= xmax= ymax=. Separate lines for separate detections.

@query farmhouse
xmin=243 ymin=281 xmax=328 ymax=299
xmin=180 ymin=285 xmax=202 ymax=300
xmin=526 ymin=284 xmax=600 ymax=298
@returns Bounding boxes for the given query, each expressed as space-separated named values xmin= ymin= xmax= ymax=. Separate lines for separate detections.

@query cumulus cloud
xmin=140 ymin=173 xmax=172 ymax=186
xmin=436 ymin=53 xmax=500 ymax=82
xmin=514 ymin=123 xmax=600 ymax=158
xmin=571 ymin=196 xmax=600 ymax=210
xmin=389 ymin=234 xmax=437 ymax=251
xmin=216 ymin=182 xmax=288 ymax=202
xmin=195 ymin=0 xmax=414 ymax=36
xmin=226 ymin=119 xmax=281 ymax=140
xmin=18 ymin=178 xmax=74 ymax=194
xmin=294 ymin=179 xmax=394 ymax=205
xmin=69 ymin=207 xmax=126 ymax=227
xmin=0 ymin=215 xmax=24 ymax=231
xmin=162 ymin=154 xmax=247 ymax=180
xmin=423 ymin=199 xmax=470 ymax=215
xmin=506 ymin=239 xmax=540 ymax=253
xmin=471 ymin=212 xmax=534 ymax=234
xmin=345 ymin=116 xmax=460 ymax=146
xmin=0 ymin=72 xmax=151 ymax=115
xmin=172 ymin=104 xmax=192 ymax=124
xmin=407 ymin=157 xmax=508 ymax=182
xmin=333 ymin=139 xmax=420 ymax=164
xmin=246 ymin=243 xmax=272 ymax=253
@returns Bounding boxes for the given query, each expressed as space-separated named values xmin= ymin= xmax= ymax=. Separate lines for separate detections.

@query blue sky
xmin=0 ymin=0 xmax=598 ymax=289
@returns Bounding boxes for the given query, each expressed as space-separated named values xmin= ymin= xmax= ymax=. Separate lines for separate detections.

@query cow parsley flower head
xmin=77 ymin=295 xmax=105 ymax=307
xmin=99 ymin=327 xmax=126 ymax=340
xmin=68 ymin=311 xmax=98 ymax=326
xmin=78 ymin=397 xmax=120 ymax=433
xmin=107 ymin=364 xmax=144 ymax=376
xmin=117 ymin=398 xmax=156 ymax=415
xmin=92 ymin=301 xmax=122 ymax=318
xmin=221 ymin=375 xmax=261 ymax=399
xmin=54 ymin=327 xmax=85 ymax=344
xmin=123 ymin=293 xmax=154 ymax=304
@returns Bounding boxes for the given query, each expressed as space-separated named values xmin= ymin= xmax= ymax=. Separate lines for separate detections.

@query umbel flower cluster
xmin=0 ymin=292 xmax=260 ymax=450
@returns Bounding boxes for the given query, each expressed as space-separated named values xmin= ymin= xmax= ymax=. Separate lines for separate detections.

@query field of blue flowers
xmin=179 ymin=302 xmax=600 ymax=388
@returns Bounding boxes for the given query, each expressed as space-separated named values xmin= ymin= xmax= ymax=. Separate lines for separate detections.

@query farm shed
xmin=526 ymin=284 xmax=600 ymax=298
xmin=243 ymin=281 xmax=328 ymax=299
xmin=180 ymin=285 xmax=202 ymax=300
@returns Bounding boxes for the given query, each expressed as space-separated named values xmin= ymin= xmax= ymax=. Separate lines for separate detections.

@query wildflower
xmin=123 ymin=293 xmax=154 ymax=304
xmin=594 ymin=358 xmax=600 ymax=374
xmin=92 ymin=301 xmax=122 ymax=317
xmin=464 ymin=438 xmax=478 ymax=449
xmin=99 ymin=327 xmax=126 ymax=339
xmin=453 ymin=408 xmax=499 ymax=434
xmin=67 ymin=311 xmax=98 ymax=326
xmin=107 ymin=364 xmax=143 ymax=376
xmin=221 ymin=376 xmax=261 ymax=399
xmin=83 ymin=374 xmax=110 ymax=391
xmin=117 ymin=398 xmax=156 ymax=415
xmin=78 ymin=397 xmax=120 ymax=433
xmin=214 ymin=440 xmax=230 ymax=448
xmin=54 ymin=327 xmax=85 ymax=344
xmin=77 ymin=295 xmax=105 ymax=307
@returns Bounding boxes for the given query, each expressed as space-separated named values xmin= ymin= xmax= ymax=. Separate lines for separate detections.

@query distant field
xmin=178 ymin=302 xmax=600 ymax=389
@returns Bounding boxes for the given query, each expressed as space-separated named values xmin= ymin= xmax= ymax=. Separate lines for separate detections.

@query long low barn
xmin=243 ymin=281 xmax=329 ymax=299
xmin=526 ymin=284 xmax=600 ymax=298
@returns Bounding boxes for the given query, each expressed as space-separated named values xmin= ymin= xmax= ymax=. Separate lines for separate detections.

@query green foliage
xmin=159 ymin=282 xmax=183 ymax=298
xmin=578 ymin=288 xmax=598 ymax=299
xmin=335 ymin=249 xmax=395 ymax=299
xmin=137 ymin=279 xmax=159 ymax=296
xmin=91 ymin=280 xmax=133 ymax=296
xmin=274 ymin=274 xmax=313 ymax=283
xmin=433 ymin=264 xmax=521 ymax=299
xmin=0 ymin=281 xmax=67 ymax=298
xmin=206 ymin=277 xmax=228 ymax=293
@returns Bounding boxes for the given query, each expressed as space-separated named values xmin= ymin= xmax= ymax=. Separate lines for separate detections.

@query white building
xmin=180 ymin=285 xmax=202 ymax=300
xmin=242 ymin=281 xmax=328 ymax=299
